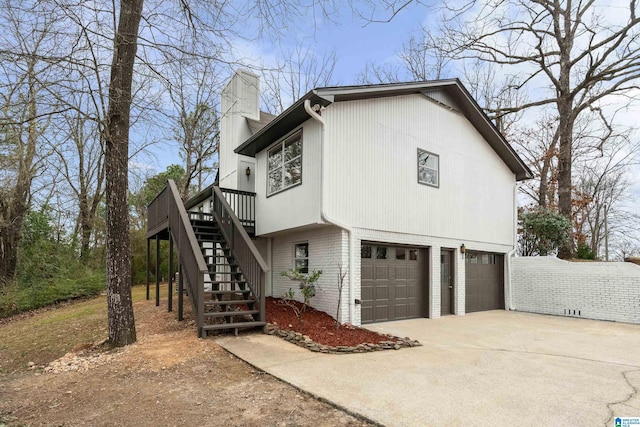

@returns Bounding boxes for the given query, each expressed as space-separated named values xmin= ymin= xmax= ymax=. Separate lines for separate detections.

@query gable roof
xmin=235 ymin=79 xmax=533 ymax=181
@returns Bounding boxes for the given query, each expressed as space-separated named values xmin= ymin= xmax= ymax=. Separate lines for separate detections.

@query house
xmin=146 ymin=70 xmax=532 ymax=336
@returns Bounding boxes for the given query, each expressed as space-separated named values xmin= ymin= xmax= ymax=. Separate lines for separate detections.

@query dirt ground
xmin=0 ymin=288 xmax=372 ymax=427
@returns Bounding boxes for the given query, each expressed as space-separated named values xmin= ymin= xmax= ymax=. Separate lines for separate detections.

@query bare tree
xmin=102 ymin=0 xmax=144 ymax=346
xmin=573 ymin=132 xmax=639 ymax=258
xmin=164 ymin=58 xmax=221 ymax=197
xmin=0 ymin=3 xmax=57 ymax=285
xmin=417 ymin=0 xmax=640 ymax=257
xmin=50 ymin=102 xmax=106 ymax=260
xmin=357 ymin=32 xmax=449 ymax=84
xmin=358 ymin=36 xmax=526 ymax=135
xmin=260 ymin=45 xmax=338 ymax=114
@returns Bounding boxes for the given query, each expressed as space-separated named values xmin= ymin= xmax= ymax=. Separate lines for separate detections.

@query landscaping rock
xmin=266 ymin=322 xmax=421 ymax=355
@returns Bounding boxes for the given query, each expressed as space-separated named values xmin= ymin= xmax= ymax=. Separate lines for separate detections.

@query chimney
xmin=219 ymin=70 xmax=260 ymax=191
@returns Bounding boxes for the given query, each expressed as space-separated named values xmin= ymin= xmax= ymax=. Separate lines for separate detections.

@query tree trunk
xmin=0 ymin=60 xmax=39 ymax=284
xmin=556 ymin=10 xmax=574 ymax=260
xmin=104 ymin=0 xmax=143 ymax=347
xmin=0 ymin=223 xmax=19 ymax=284
xmin=557 ymin=104 xmax=574 ymax=259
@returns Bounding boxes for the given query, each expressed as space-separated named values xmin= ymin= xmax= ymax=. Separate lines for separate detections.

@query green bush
xmin=0 ymin=209 xmax=106 ymax=318
xmin=0 ymin=269 xmax=105 ymax=318
xmin=576 ymin=241 xmax=596 ymax=260
xmin=519 ymin=208 xmax=572 ymax=256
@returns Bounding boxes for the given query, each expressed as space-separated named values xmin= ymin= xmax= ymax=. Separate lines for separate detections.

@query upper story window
xmin=417 ymin=148 xmax=439 ymax=187
xmin=268 ymin=132 xmax=302 ymax=196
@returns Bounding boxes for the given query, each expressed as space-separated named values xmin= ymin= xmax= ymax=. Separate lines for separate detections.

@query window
xmin=376 ymin=247 xmax=388 ymax=259
xmin=294 ymin=243 xmax=309 ymax=273
xmin=361 ymin=245 xmax=372 ymax=259
xmin=417 ymin=148 xmax=439 ymax=187
xmin=396 ymin=248 xmax=406 ymax=260
xmin=409 ymin=249 xmax=418 ymax=261
xmin=268 ymin=132 xmax=302 ymax=195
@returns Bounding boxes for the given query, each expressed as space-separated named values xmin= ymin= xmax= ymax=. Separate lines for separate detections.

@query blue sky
xmin=143 ymin=2 xmax=640 ymax=217
xmin=144 ymin=3 xmax=430 ymax=175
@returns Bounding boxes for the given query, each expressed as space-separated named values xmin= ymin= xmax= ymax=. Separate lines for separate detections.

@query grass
xmin=0 ymin=285 xmax=148 ymax=376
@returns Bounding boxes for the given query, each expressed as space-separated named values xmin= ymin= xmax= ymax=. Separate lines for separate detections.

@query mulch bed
xmin=265 ymin=297 xmax=419 ymax=351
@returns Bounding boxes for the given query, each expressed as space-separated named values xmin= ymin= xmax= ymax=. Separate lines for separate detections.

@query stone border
xmin=265 ymin=324 xmax=421 ymax=354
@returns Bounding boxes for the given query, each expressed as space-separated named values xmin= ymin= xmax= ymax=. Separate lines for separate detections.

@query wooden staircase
xmin=146 ymin=180 xmax=268 ymax=338
xmin=190 ymin=217 xmax=265 ymax=335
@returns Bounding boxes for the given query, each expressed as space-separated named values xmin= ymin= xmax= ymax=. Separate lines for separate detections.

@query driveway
xmin=216 ymin=311 xmax=640 ymax=426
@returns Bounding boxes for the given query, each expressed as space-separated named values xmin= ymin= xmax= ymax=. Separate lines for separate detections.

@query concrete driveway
xmin=216 ymin=311 xmax=640 ymax=426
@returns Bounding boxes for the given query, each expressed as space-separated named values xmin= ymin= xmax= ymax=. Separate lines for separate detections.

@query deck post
xmin=155 ymin=235 xmax=160 ymax=307
xmin=168 ymin=232 xmax=173 ymax=312
xmin=178 ymin=263 xmax=184 ymax=321
xmin=146 ymin=238 xmax=150 ymax=300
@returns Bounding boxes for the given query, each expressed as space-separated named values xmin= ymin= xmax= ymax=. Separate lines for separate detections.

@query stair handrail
xmin=211 ymin=185 xmax=268 ymax=324
xmin=163 ymin=180 xmax=208 ymax=336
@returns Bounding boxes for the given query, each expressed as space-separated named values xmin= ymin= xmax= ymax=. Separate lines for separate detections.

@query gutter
xmin=505 ymin=181 xmax=518 ymax=310
xmin=304 ymin=99 xmax=356 ymax=325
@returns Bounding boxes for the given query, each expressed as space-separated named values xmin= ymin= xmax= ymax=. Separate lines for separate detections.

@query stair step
xmin=190 ymin=224 xmax=218 ymax=230
xmin=204 ymin=280 xmax=246 ymax=284
xmin=192 ymin=227 xmax=220 ymax=233
xmin=209 ymin=271 xmax=246 ymax=282
xmin=205 ymin=299 xmax=255 ymax=306
xmin=204 ymin=309 xmax=260 ymax=318
xmin=205 ymin=289 xmax=252 ymax=295
xmin=202 ymin=321 xmax=266 ymax=331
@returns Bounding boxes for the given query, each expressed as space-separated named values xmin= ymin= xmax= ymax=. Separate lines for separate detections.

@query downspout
xmin=304 ymin=99 xmax=356 ymax=324
xmin=505 ymin=181 xmax=518 ymax=310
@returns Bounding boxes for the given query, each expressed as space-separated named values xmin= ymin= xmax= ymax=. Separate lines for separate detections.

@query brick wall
xmin=511 ymin=257 xmax=640 ymax=324
xmin=271 ymin=226 xmax=350 ymax=323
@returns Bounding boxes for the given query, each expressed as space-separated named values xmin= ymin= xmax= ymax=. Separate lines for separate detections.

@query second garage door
xmin=465 ymin=252 xmax=504 ymax=313
xmin=360 ymin=243 xmax=427 ymax=323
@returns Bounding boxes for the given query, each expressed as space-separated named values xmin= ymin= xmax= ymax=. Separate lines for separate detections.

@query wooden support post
xmin=168 ymin=232 xmax=173 ymax=312
xmin=155 ymin=235 xmax=160 ymax=307
xmin=178 ymin=263 xmax=184 ymax=321
xmin=146 ymin=238 xmax=150 ymax=300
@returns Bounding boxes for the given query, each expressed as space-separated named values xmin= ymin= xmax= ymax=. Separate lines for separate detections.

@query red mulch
xmin=265 ymin=297 xmax=397 ymax=347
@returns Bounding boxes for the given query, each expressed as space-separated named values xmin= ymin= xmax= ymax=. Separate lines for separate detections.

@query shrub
xmin=0 ymin=269 xmax=105 ymax=318
xmin=576 ymin=241 xmax=596 ymax=260
xmin=0 ymin=209 xmax=106 ymax=318
xmin=519 ymin=208 xmax=572 ymax=256
xmin=281 ymin=269 xmax=322 ymax=309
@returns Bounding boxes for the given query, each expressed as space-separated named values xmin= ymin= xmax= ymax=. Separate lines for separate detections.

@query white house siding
xmin=323 ymin=93 xmax=516 ymax=247
xmin=270 ymin=225 xmax=350 ymax=323
xmin=254 ymin=119 xmax=323 ymax=236
xmin=511 ymin=257 xmax=640 ymax=324
xmin=219 ymin=71 xmax=259 ymax=190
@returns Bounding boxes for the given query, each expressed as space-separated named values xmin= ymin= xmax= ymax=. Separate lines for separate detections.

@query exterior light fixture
xmin=245 ymin=166 xmax=251 ymax=176
xmin=460 ymin=243 xmax=466 ymax=255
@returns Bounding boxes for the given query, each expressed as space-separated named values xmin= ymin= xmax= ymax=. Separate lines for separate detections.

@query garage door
xmin=465 ymin=252 xmax=504 ymax=312
xmin=360 ymin=244 xmax=427 ymax=323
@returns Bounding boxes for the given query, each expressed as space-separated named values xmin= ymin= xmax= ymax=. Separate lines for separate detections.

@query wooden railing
xmin=211 ymin=186 xmax=268 ymax=325
xmin=184 ymin=185 xmax=256 ymax=232
xmin=147 ymin=180 xmax=208 ymax=337
xmin=220 ymin=188 xmax=255 ymax=229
